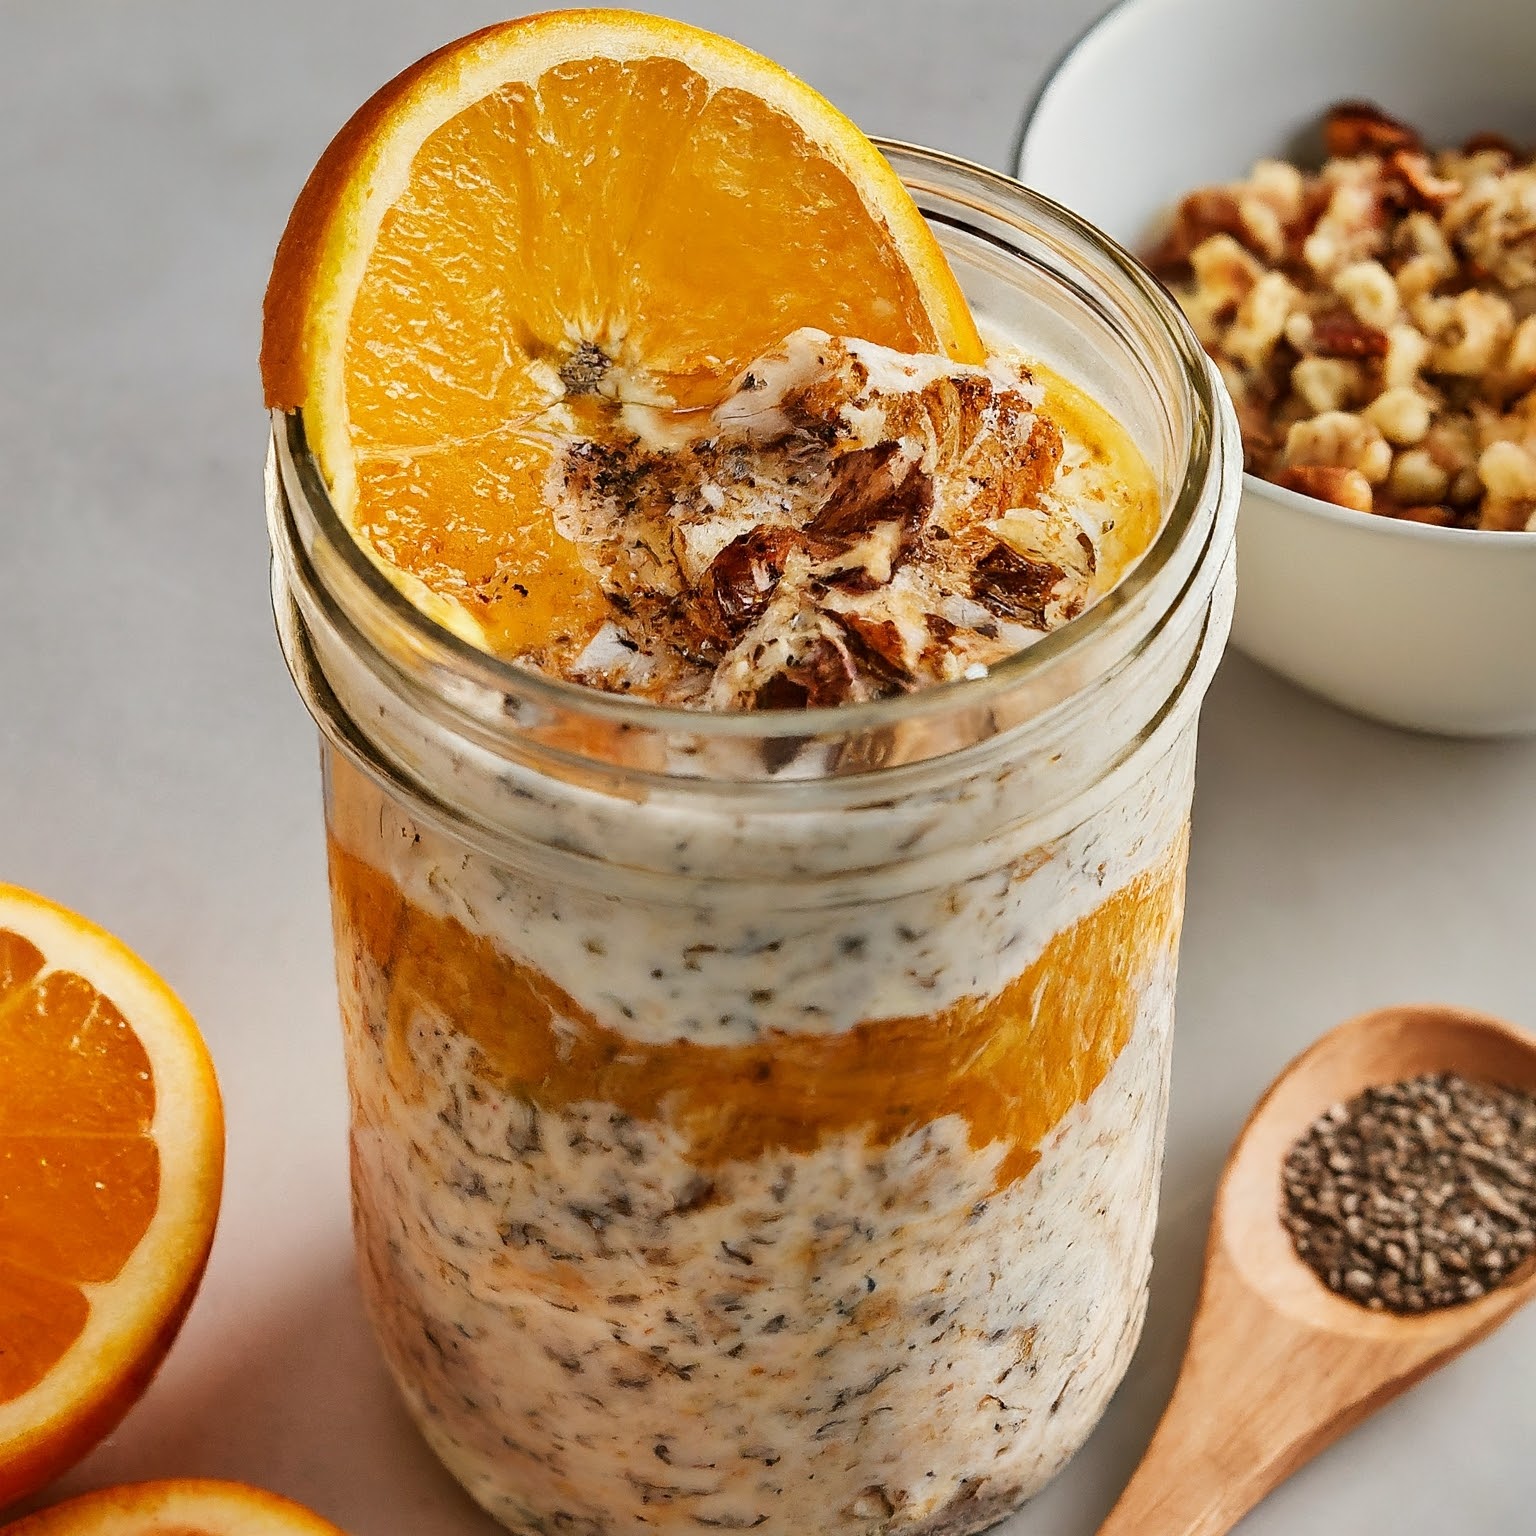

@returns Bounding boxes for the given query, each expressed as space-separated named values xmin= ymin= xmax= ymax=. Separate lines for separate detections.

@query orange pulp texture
xmin=0 ymin=1478 xmax=351 ymax=1536
xmin=261 ymin=13 xmax=985 ymax=657
xmin=328 ymin=810 xmax=1186 ymax=1194
xmin=0 ymin=933 xmax=158 ymax=1404
xmin=0 ymin=890 xmax=221 ymax=1509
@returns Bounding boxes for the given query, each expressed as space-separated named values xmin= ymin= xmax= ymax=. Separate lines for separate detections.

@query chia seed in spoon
xmin=1282 ymin=1072 xmax=1536 ymax=1314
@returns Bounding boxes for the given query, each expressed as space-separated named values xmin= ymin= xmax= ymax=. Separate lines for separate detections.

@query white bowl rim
xmin=1246 ymin=472 xmax=1536 ymax=547
xmin=1013 ymin=0 xmax=1536 ymax=553
xmin=1009 ymin=0 xmax=1155 ymax=186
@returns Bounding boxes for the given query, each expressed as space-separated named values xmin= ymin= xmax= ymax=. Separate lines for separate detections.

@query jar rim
xmin=272 ymin=139 xmax=1222 ymax=752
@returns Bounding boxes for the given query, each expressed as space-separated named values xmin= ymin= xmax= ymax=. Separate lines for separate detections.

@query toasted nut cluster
xmin=1149 ymin=102 xmax=1536 ymax=532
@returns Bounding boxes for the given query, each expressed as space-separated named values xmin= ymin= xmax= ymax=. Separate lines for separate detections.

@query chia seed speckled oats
xmin=323 ymin=736 xmax=1193 ymax=1535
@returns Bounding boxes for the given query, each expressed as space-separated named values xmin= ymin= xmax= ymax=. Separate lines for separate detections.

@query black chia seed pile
xmin=1282 ymin=1072 xmax=1536 ymax=1314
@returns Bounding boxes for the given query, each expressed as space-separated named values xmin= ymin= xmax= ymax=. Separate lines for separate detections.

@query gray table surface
xmin=2 ymin=1 xmax=1532 ymax=1531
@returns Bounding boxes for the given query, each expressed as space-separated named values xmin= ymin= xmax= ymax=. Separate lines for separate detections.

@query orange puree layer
xmin=329 ymin=836 xmax=1186 ymax=1193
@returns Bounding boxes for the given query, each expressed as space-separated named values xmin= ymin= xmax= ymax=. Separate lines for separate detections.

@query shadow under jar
xmin=266 ymin=145 xmax=1240 ymax=1536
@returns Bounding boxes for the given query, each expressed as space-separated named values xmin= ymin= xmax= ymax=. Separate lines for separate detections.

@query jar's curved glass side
xmin=319 ymin=568 xmax=1239 ymax=1536
xmin=269 ymin=146 xmax=1242 ymax=1536
xmin=328 ymin=713 xmax=1199 ymax=1536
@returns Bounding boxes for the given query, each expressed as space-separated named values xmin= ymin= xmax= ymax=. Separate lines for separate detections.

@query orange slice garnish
xmin=0 ymin=1479 xmax=347 ymax=1535
xmin=261 ymin=9 xmax=985 ymax=656
xmin=0 ymin=888 xmax=223 ymax=1508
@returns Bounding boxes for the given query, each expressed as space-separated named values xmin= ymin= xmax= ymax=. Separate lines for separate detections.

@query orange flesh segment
xmin=350 ymin=433 xmax=594 ymax=655
xmin=0 ymin=931 xmax=44 ymax=998
xmin=0 ymin=944 xmax=160 ymax=1403
xmin=0 ymin=1476 xmax=353 ymax=1535
xmin=333 ymin=51 xmax=974 ymax=655
xmin=330 ymin=831 xmax=1185 ymax=1192
xmin=1032 ymin=361 xmax=1165 ymax=597
xmin=0 ymin=1263 xmax=88 ymax=1402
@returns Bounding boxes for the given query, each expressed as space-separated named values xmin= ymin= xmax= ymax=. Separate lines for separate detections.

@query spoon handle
xmin=1095 ymin=1246 xmax=1392 ymax=1536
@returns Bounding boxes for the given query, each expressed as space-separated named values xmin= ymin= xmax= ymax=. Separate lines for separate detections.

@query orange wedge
xmin=261 ymin=8 xmax=984 ymax=656
xmin=0 ymin=1479 xmax=347 ymax=1535
xmin=0 ymin=888 xmax=223 ymax=1508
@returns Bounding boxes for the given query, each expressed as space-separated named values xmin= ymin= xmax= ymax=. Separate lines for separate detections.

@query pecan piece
xmin=833 ymin=612 xmax=914 ymax=686
xmin=1394 ymin=503 xmax=1457 ymax=527
xmin=945 ymin=373 xmax=994 ymax=455
xmin=1462 ymin=130 xmax=1524 ymax=160
xmin=753 ymin=671 xmax=811 ymax=711
xmin=970 ymin=543 xmax=1065 ymax=628
xmin=697 ymin=526 xmax=799 ymax=638
xmin=1385 ymin=150 xmax=1460 ymax=212
xmin=753 ymin=630 xmax=865 ymax=710
xmin=1236 ymin=398 xmax=1283 ymax=469
xmin=908 ymin=613 xmax=960 ymax=675
xmin=1283 ymin=179 xmax=1340 ymax=261
xmin=1324 ymin=101 xmax=1422 ymax=160
xmin=809 ymin=442 xmax=934 ymax=550
xmin=1311 ymin=312 xmax=1390 ymax=359
xmin=1273 ymin=464 xmax=1374 ymax=513
xmin=1480 ymin=496 xmax=1536 ymax=532
xmin=1146 ymin=187 xmax=1249 ymax=275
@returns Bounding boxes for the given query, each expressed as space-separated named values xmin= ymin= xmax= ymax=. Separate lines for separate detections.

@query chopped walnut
xmin=1445 ymin=165 xmax=1536 ymax=289
xmin=1149 ymin=101 xmax=1536 ymax=530
xmin=1392 ymin=212 xmax=1459 ymax=298
xmin=1226 ymin=272 xmax=1303 ymax=369
xmin=1190 ymin=233 xmax=1265 ymax=305
xmin=1504 ymin=316 xmax=1536 ymax=388
xmin=1284 ymin=411 xmax=1392 ymax=484
xmin=1275 ymin=464 xmax=1374 ymax=512
xmin=1293 ymin=356 xmax=1363 ymax=414
xmin=1303 ymin=171 xmax=1385 ymax=279
xmin=1248 ymin=159 xmax=1307 ymax=225
xmin=1382 ymin=323 xmax=1434 ymax=389
xmin=1424 ymin=413 xmax=1479 ymax=476
xmin=1388 ymin=447 xmax=1450 ymax=504
xmin=1333 ymin=260 xmax=1400 ymax=330
xmin=1364 ymin=386 xmax=1432 ymax=446
xmin=1479 ymin=438 xmax=1536 ymax=498
xmin=544 ymin=331 xmax=1138 ymax=708
xmin=1433 ymin=290 xmax=1515 ymax=375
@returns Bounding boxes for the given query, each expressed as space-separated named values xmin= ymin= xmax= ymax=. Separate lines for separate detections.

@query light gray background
xmin=1 ymin=2 xmax=1532 ymax=1532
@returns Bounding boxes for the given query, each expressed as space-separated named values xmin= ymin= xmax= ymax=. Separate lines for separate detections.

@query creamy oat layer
xmin=350 ymin=1000 xmax=1169 ymax=1536
xmin=324 ymin=740 xmax=1191 ymax=1536
xmin=520 ymin=329 xmax=1157 ymax=707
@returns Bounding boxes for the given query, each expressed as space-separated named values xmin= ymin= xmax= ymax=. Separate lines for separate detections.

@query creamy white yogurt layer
xmin=538 ymin=331 xmax=1145 ymax=709
xmin=330 ymin=728 xmax=1189 ymax=1046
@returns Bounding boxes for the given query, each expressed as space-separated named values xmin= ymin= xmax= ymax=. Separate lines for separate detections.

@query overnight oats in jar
xmin=261 ymin=14 xmax=1240 ymax=1535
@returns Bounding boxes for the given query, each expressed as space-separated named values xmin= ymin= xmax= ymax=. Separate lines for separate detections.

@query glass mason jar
xmin=267 ymin=144 xmax=1239 ymax=1536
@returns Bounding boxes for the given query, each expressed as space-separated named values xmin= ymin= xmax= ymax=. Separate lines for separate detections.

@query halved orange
xmin=261 ymin=9 xmax=985 ymax=656
xmin=0 ymin=1479 xmax=346 ymax=1535
xmin=0 ymin=888 xmax=223 ymax=1508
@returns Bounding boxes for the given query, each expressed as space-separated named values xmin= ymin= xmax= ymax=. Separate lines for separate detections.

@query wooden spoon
xmin=1097 ymin=1003 xmax=1536 ymax=1536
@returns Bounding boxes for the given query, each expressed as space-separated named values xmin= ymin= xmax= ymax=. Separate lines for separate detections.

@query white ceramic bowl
xmin=1017 ymin=0 xmax=1536 ymax=737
